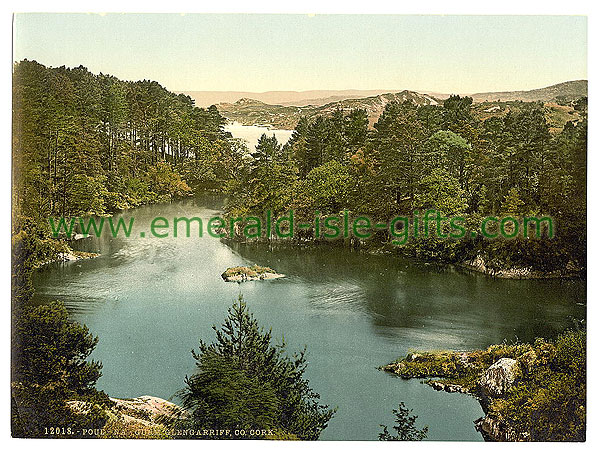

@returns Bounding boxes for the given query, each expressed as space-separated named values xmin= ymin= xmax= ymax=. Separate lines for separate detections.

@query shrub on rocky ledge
xmin=383 ymin=330 xmax=586 ymax=441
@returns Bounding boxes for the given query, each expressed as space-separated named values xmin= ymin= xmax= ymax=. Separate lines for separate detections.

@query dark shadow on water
xmin=226 ymin=241 xmax=586 ymax=347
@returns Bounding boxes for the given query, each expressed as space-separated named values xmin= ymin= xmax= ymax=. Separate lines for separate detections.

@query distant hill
xmin=470 ymin=80 xmax=587 ymax=103
xmin=180 ymin=89 xmax=406 ymax=108
xmin=210 ymin=80 xmax=587 ymax=130
xmin=217 ymin=91 xmax=440 ymax=129
xmin=182 ymin=80 xmax=587 ymax=109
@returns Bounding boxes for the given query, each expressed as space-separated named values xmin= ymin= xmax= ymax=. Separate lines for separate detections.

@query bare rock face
xmin=68 ymin=395 xmax=187 ymax=426
xmin=109 ymin=396 xmax=187 ymax=425
xmin=478 ymin=358 xmax=519 ymax=399
xmin=430 ymin=381 xmax=469 ymax=394
xmin=475 ymin=415 xmax=529 ymax=442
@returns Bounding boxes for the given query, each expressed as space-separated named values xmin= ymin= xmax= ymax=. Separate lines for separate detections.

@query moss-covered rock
xmin=221 ymin=265 xmax=284 ymax=282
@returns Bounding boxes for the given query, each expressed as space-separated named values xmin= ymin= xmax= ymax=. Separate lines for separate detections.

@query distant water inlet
xmin=225 ymin=121 xmax=294 ymax=148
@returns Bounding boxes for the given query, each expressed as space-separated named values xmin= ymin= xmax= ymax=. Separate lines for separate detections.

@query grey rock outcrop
xmin=475 ymin=415 xmax=529 ymax=442
xmin=479 ymin=358 xmax=519 ymax=399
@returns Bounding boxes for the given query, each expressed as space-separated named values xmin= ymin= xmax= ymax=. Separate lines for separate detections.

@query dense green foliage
xmin=378 ymin=402 xmax=428 ymax=441
xmin=176 ymin=296 xmax=335 ymax=439
xmin=11 ymin=302 xmax=109 ymax=437
xmin=13 ymin=60 xmax=237 ymax=237
xmin=225 ymin=96 xmax=587 ymax=273
xmin=497 ymin=330 xmax=586 ymax=441
xmin=12 ymin=60 xmax=240 ymax=437
xmin=384 ymin=330 xmax=586 ymax=441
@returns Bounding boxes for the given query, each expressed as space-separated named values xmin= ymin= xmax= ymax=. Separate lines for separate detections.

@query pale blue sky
xmin=13 ymin=13 xmax=587 ymax=93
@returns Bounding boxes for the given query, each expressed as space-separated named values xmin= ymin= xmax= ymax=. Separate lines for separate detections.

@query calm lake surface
xmin=224 ymin=122 xmax=294 ymax=148
xmin=32 ymin=198 xmax=586 ymax=441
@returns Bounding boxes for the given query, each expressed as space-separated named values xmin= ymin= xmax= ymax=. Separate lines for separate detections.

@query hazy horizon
xmin=14 ymin=14 xmax=587 ymax=94
xmin=179 ymin=80 xmax=586 ymax=95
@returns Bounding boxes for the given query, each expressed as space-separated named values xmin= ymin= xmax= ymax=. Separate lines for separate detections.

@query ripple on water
xmin=307 ymin=282 xmax=367 ymax=313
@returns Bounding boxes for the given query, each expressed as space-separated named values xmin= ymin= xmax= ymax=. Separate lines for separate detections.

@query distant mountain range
xmin=216 ymin=91 xmax=440 ymax=129
xmin=181 ymin=80 xmax=586 ymax=109
xmin=470 ymin=80 xmax=587 ymax=103
xmin=178 ymin=89 xmax=411 ymax=108
xmin=180 ymin=80 xmax=587 ymax=130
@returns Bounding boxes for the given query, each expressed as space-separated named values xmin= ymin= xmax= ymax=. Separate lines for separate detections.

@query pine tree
xmin=176 ymin=295 xmax=335 ymax=439
xmin=11 ymin=302 xmax=108 ymax=437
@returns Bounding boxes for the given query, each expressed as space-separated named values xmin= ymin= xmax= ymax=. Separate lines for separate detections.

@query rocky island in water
xmin=221 ymin=265 xmax=285 ymax=282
